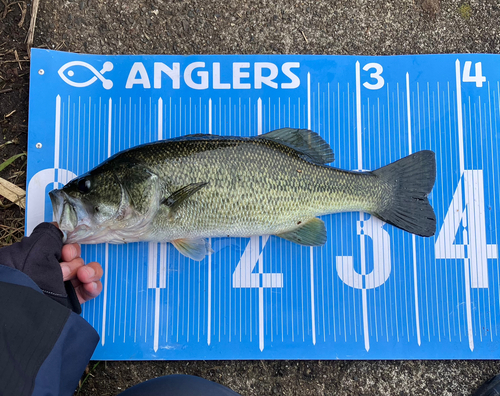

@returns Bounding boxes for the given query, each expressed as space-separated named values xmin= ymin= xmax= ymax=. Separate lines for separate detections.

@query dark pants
xmin=118 ymin=374 xmax=241 ymax=396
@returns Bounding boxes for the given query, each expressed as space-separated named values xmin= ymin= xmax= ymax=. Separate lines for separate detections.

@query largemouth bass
xmin=49 ymin=128 xmax=436 ymax=260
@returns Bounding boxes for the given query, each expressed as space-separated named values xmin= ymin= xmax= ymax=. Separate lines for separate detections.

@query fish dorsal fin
xmin=166 ymin=134 xmax=220 ymax=142
xmin=161 ymin=182 xmax=209 ymax=212
xmin=276 ymin=218 xmax=327 ymax=246
xmin=257 ymin=128 xmax=334 ymax=164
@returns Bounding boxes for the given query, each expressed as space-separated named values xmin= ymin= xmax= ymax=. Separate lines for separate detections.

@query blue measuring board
xmin=26 ymin=49 xmax=500 ymax=359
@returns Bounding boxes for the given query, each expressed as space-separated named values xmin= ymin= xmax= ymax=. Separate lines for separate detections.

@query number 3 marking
xmin=363 ymin=63 xmax=385 ymax=90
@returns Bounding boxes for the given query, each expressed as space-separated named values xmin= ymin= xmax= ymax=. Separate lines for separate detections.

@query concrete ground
xmin=2 ymin=0 xmax=500 ymax=394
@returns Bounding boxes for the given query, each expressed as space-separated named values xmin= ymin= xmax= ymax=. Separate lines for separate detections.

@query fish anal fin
xmin=257 ymin=128 xmax=334 ymax=164
xmin=172 ymin=238 xmax=211 ymax=261
xmin=276 ymin=218 xmax=327 ymax=247
xmin=161 ymin=182 xmax=209 ymax=212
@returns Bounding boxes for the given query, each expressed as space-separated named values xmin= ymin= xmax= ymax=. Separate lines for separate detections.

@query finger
xmin=76 ymin=261 xmax=103 ymax=284
xmin=76 ymin=280 xmax=103 ymax=304
xmin=61 ymin=243 xmax=81 ymax=262
xmin=60 ymin=257 xmax=85 ymax=281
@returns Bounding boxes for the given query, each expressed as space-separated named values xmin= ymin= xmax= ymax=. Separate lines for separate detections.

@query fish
xmin=49 ymin=128 xmax=436 ymax=260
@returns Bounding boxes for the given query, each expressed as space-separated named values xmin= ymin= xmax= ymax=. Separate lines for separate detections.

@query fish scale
xmin=134 ymin=140 xmax=373 ymax=238
xmin=49 ymin=128 xmax=436 ymax=260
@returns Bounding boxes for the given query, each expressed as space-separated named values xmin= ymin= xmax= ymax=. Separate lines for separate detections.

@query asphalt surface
xmin=3 ymin=0 xmax=500 ymax=394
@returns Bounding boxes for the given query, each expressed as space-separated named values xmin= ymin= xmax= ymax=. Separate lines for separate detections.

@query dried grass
xmin=0 ymin=212 xmax=24 ymax=246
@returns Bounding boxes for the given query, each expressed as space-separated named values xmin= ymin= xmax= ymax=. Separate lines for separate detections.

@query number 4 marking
xmin=435 ymin=170 xmax=498 ymax=288
xmin=463 ymin=61 xmax=486 ymax=88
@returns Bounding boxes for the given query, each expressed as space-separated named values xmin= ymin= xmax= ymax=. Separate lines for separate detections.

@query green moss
xmin=459 ymin=4 xmax=472 ymax=20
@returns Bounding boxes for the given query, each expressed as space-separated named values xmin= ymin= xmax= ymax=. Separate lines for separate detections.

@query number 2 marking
xmin=232 ymin=236 xmax=283 ymax=289
xmin=363 ymin=63 xmax=385 ymax=90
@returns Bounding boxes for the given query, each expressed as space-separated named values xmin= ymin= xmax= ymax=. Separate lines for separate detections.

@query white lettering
xmin=281 ymin=62 xmax=300 ymax=89
xmin=255 ymin=62 xmax=278 ymax=89
xmin=125 ymin=62 xmax=151 ymax=89
xmin=184 ymin=62 xmax=209 ymax=90
xmin=154 ymin=62 xmax=180 ymax=89
xmin=213 ymin=63 xmax=231 ymax=89
xmin=125 ymin=61 xmax=301 ymax=90
xmin=233 ymin=62 xmax=251 ymax=89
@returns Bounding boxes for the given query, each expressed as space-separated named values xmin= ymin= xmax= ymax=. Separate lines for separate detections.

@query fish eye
xmin=77 ymin=178 xmax=91 ymax=194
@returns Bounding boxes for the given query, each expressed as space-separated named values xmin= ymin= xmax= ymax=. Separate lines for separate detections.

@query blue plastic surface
xmin=26 ymin=49 xmax=500 ymax=359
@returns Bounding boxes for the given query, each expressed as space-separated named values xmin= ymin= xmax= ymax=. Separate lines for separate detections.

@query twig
xmin=14 ymin=50 xmax=22 ymax=70
xmin=0 ymin=218 xmax=25 ymax=246
xmin=18 ymin=1 xmax=26 ymax=27
xmin=1 ymin=0 xmax=24 ymax=19
xmin=26 ymin=0 xmax=39 ymax=55
xmin=55 ymin=41 xmax=65 ymax=51
xmin=0 ymin=59 xmax=30 ymax=63
xmin=300 ymin=30 xmax=308 ymax=43
xmin=1 ymin=0 xmax=8 ymax=19
xmin=0 ymin=177 xmax=26 ymax=209
xmin=0 ymin=88 xmax=13 ymax=94
xmin=0 ymin=140 xmax=15 ymax=149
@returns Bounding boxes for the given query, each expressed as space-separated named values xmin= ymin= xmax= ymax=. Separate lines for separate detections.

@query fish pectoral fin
xmin=257 ymin=128 xmax=334 ymax=164
xmin=161 ymin=182 xmax=209 ymax=212
xmin=172 ymin=238 xmax=211 ymax=261
xmin=276 ymin=218 xmax=327 ymax=247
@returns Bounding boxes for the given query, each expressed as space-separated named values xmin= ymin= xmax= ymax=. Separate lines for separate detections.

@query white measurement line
xmin=153 ymin=288 xmax=160 ymax=351
xmin=107 ymin=98 xmax=112 ymax=156
xmin=307 ymin=73 xmax=311 ymax=129
xmin=416 ymin=83 xmax=430 ymax=342
xmin=447 ymin=82 xmax=461 ymax=341
xmin=309 ymin=78 xmax=317 ymax=346
xmin=54 ymin=95 xmax=61 ymax=190
xmin=455 ymin=60 xmax=466 ymax=174
xmin=151 ymin=98 xmax=164 ymax=352
xmin=382 ymin=98 xmax=390 ymax=342
xmin=407 ymin=73 xmax=421 ymax=346
xmin=158 ymin=98 xmax=163 ymax=139
xmin=355 ymin=61 xmax=370 ymax=351
xmin=487 ymin=82 xmax=497 ymax=340
xmin=123 ymin=246 xmax=129 ymax=341
xmin=88 ymin=97 xmax=92 ymax=170
xmin=259 ymin=243 xmax=265 ymax=351
xmin=455 ymin=59 xmax=474 ymax=351
xmin=256 ymin=98 xmax=266 ymax=351
xmin=438 ymin=84 xmax=453 ymax=342
xmin=109 ymin=104 xmax=118 ymax=343
xmin=77 ymin=97 xmax=81 ymax=175
xmin=101 ymin=98 xmax=112 ymax=346
xmin=208 ymin=98 xmax=213 ymax=346
xmin=258 ymin=98 xmax=262 ymax=134
xmin=149 ymin=97 xmax=152 ymax=143
xmin=339 ymin=84 xmax=346 ymax=342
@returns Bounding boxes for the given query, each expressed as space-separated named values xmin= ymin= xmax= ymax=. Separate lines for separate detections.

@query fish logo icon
xmin=58 ymin=61 xmax=113 ymax=90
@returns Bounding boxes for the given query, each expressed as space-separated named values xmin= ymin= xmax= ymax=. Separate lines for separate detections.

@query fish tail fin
xmin=372 ymin=150 xmax=436 ymax=237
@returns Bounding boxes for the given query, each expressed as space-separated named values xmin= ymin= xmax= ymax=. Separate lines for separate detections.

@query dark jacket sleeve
xmin=0 ymin=224 xmax=100 ymax=396
xmin=0 ymin=222 xmax=81 ymax=313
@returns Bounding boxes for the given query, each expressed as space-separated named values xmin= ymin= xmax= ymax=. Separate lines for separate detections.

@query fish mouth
xmin=49 ymin=189 xmax=91 ymax=243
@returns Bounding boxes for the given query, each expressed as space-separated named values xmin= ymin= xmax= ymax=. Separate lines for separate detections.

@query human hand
xmin=60 ymin=243 xmax=103 ymax=304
